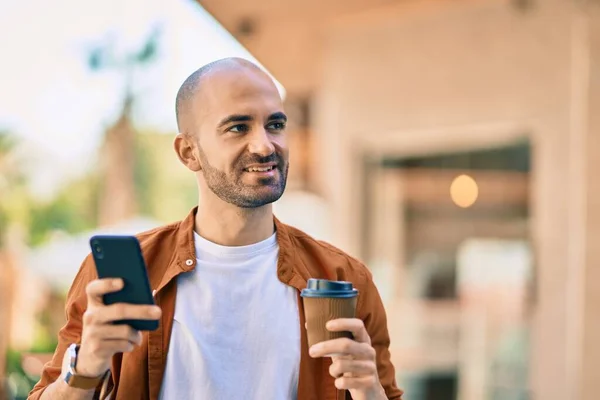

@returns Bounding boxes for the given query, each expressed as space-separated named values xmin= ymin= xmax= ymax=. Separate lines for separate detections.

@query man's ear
xmin=174 ymin=133 xmax=202 ymax=172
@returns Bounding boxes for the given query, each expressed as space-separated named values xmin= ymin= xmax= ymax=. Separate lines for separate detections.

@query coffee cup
xmin=300 ymin=278 xmax=359 ymax=349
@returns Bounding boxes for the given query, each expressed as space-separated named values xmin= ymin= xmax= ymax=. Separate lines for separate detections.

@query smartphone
xmin=89 ymin=235 xmax=159 ymax=331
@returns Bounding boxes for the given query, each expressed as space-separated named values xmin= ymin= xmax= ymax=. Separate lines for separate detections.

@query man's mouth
xmin=244 ymin=165 xmax=277 ymax=173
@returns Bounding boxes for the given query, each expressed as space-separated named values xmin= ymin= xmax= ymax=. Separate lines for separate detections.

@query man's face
xmin=192 ymin=68 xmax=289 ymax=208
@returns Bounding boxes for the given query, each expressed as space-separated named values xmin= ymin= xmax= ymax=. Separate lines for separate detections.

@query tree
xmin=87 ymin=26 xmax=162 ymax=227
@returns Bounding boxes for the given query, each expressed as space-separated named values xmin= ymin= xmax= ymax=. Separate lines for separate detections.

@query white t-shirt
xmin=159 ymin=232 xmax=301 ymax=399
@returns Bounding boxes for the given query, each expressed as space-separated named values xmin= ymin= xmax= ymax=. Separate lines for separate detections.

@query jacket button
xmin=185 ymin=259 xmax=194 ymax=266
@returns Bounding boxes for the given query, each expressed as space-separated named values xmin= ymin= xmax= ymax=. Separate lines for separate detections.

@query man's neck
xmin=194 ymin=200 xmax=275 ymax=247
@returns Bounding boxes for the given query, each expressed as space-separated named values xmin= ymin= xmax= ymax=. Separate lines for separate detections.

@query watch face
xmin=68 ymin=343 xmax=78 ymax=369
xmin=64 ymin=368 xmax=77 ymax=384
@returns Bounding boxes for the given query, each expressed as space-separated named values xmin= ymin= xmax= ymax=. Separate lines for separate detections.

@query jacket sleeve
xmin=357 ymin=267 xmax=403 ymax=400
xmin=27 ymin=254 xmax=106 ymax=399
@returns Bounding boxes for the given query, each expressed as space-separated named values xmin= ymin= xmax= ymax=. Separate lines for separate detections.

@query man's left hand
xmin=309 ymin=318 xmax=387 ymax=400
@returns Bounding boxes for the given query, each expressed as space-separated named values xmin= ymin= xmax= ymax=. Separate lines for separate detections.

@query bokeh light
xmin=450 ymin=174 xmax=479 ymax=208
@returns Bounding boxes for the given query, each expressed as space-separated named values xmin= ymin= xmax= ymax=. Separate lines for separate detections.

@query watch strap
xmin=63 ymin=344 xmax=108 ymax=390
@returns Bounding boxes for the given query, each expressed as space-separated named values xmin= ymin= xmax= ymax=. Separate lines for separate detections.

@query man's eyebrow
xmin=217 ymin=112 xmax=287 ymax=128
xmin=268 ymin=112 xmax=287 ymax=122
xmin=217 ymin=114 xmax=254 ymax=128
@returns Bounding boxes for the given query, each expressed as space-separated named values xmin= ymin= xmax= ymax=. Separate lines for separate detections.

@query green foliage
xmin=87 ymin=25 xmax=161 ymax=72
xmin=27 ymin=173 xmax=100 ymax=247
xmin=0 ymin=130 xmax=16 ymax=152
xmin=5 ymin=348 xmax=23 ymax=375
xmin=133 ymin=134 xmax=156 ymax=217
xmin=134 ymin=132 xmax=197 ymax=223
xmin=29 ymin=331 xmax=58 ymax=354
xmin=0 ymin=211 xmax=7 ymax=242
xmin=135 ymin=25 xmax=161 ymax=63
xmin=5 ymin=348 xmax=39 ymax=399
xmin=19 ymin=130 xmax=196 ymax=248
xmin=30 ymin=309 xmax=59 ymax=354
xmin=1 ymin=130 xmax=197 ymax=251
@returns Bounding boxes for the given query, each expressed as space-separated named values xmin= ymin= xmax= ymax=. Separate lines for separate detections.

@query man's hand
xmin=309 ymin=318 xmax=387 ymax=400
xmin=75 ymin=278 xmax=162 ymax=378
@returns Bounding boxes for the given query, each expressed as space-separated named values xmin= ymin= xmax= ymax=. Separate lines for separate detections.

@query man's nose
xmin=247 ymin=129 xmax=275 ymax=156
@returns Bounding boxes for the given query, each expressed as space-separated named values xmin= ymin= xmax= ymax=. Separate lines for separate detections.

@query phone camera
xmin=92 ymin=242 xmax=103 ymax=255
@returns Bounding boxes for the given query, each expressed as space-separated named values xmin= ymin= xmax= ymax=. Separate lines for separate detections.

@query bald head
xmin=172 ymin=57 xmax=289 ymax=209
xmin=175 ymin=57 xmax=276 ymax=134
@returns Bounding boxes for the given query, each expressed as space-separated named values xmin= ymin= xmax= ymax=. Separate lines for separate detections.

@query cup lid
xmin=300 ymin=278 xmax=359 ymax=298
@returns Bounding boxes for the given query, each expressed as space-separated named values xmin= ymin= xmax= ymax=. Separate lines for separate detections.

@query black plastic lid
xmin=300 ymin=278 xmax=359 ymax=298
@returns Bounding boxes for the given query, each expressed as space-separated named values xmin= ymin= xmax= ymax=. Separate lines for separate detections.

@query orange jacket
xmin=29 ymin=207 xmax=402 ymax=400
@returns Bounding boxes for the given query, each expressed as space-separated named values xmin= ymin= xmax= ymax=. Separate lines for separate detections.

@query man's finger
xmin=326 ymin=318 xmax=370 ymax=344
xmin=92 ymin=325 xmax=142 ymax=345
xmin=329 ymin=359 xmax=376 ymax=379
xmin=98 ymin=339 xmax=138 ymax=355
xmin=334 ymin=375 xmax=378 ymax=390
xmin=85 ymin=279 xmax=124 ymax=306
xmin=95 ymin=303 xmax=162 ymax=324
xmin=310 ymin=338 xmax=374 ymax=359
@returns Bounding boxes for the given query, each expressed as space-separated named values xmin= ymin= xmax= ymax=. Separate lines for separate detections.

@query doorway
xmin=362 ymin=140 xmax=533 ymax=400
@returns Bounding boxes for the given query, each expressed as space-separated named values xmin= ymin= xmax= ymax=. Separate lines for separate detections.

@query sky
xmin=0 ymin=0 xmax=283 ymax=198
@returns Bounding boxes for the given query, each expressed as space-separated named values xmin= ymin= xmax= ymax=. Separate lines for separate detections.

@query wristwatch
xmin=63 ymin=343 xmax=108 ymax=389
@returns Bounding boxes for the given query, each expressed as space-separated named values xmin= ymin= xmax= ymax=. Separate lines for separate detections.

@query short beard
xmin=197 ymin=146 xmax=288 ymax=208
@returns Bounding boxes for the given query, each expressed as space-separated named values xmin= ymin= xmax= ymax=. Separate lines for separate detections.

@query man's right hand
xmin=75 ymin=278 xmax=162 ymax=378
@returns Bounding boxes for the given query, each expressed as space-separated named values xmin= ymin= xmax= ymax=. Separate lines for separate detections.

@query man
xmin=29 ymin=58 xmax=403 ymax=400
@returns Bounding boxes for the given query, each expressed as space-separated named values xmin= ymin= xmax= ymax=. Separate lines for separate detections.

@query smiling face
xmin=175 ymin=62 xmax=289 ymax=208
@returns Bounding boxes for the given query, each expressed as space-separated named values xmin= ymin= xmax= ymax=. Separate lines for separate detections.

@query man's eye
xmin=229 ymin=124 xmax=250 ymax=133
xmin=267 ymin=122 xmax=286 ymax=131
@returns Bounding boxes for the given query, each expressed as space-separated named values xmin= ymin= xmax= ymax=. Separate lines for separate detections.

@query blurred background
xmin=1 ymin=0 xmax=599 ymax=399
